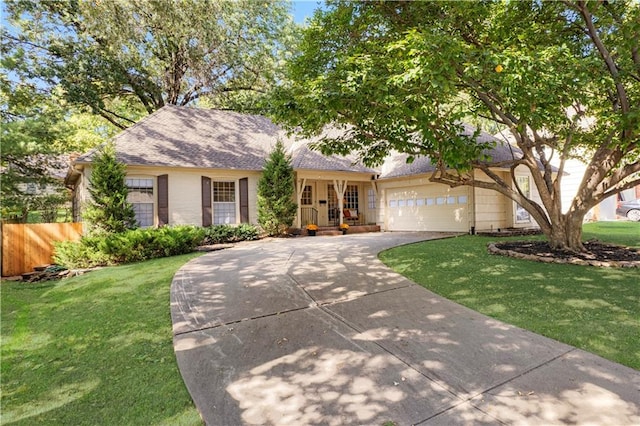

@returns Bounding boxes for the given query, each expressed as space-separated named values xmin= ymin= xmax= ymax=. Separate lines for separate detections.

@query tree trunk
xmin=546 ymin=214 xmax=585 ymax=252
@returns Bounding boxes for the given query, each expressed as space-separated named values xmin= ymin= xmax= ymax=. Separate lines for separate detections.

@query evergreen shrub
xmin=54 ymin=224 xmax=259 ymax=268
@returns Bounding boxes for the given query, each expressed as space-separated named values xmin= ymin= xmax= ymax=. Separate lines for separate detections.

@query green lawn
xmin=380 ymin=222 xmax=640 ymax=370
xmin=2 ymin=222 xmax=638 ymax=425
xmin=1 ymin=253 xmax=203 ymax=425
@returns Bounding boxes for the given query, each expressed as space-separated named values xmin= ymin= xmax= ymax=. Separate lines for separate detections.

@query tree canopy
xmin=0 ymin=67 xmax=69 ymax=222
xmin=3 ymin=0 xmax=296 ymax=128
xmin=1 ymin=40 xmax=123 ymax=221
xmin=271 ymin=0 xmax=640 ymax=251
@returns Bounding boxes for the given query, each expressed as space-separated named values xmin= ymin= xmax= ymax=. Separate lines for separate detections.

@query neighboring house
xmin=1 ymin=155 xmax=71 ymax=223
xmin=66 ymin=105 xmax=545 ymax=233
xmin=494 ymin=114 xmax=640 ymax=222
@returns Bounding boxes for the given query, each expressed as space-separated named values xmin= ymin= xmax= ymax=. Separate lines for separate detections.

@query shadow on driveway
xmin=171 ymin=233 xmax=640 ymax=425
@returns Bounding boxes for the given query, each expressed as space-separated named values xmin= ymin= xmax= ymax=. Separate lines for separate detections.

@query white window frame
xmin=515 ymin=175 xmax=531 ymax=223
xmin=126 ymin=177 xmax=154 ymax=228
xmin=367 ymin=188 xmax=376 ymax=210
xmin=213 ymin=181 xmax=236 ymax=224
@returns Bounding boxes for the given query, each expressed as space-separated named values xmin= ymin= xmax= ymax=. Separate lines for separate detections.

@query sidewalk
xmin=171 ymin=233 xmax=640 ymax=425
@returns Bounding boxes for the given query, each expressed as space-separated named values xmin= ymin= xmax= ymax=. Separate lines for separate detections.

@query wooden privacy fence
xmin=1 ymin=223 xmax=83 ymax=277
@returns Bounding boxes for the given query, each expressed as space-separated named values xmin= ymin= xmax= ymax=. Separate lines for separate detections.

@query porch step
xmin=317 ymin=230 xmax=343 ymax=236
xmin=296 ymin=224 xmax=381 ymax=237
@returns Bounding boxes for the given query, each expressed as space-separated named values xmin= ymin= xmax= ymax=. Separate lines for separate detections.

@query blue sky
xmin=1 ymin=2 xmax=323 ymax=32
xmin=292 ymin=1 xmax=324 ymax=24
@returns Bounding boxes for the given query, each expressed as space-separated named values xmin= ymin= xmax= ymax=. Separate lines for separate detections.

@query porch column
xmin=333 ymin=179 xmax=347 ymax=225
xmin=370 ymin=180 xmax=379 ymax=225
xmin=296 ymin=178 xmax=307 ymax=228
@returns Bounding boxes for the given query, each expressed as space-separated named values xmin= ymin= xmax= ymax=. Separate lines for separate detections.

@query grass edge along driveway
xmin=380 ymin=221 xmax=640 ymax=370
xmin=1 ymin=252 xmax=204 ymax=426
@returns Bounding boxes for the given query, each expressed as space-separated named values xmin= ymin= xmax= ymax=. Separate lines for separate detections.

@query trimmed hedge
xmin=54 ymin=224 xmax=259 ymax=269
xmin=202 ymin=223 xmax=259 ymax=244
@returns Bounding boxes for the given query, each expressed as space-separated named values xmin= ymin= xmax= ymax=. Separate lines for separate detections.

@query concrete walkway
xmin=171 ymin=232 xmax=640 ymax=425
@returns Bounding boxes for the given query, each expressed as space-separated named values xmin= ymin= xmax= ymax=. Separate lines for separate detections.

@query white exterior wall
xmin=377 ymin=177 xmax=472 ymax=232
xmin=473 ymin=187 xmax=509 ymax=231
xmin=79 ymin=165 xmax=261 ymax=227
xmin=376 ymin=168 xmax=544 ymax=233
xmin=473 ymin=168 xmax=542 ymax=231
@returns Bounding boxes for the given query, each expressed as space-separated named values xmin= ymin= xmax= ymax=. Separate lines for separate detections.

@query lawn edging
xmin=488 ymin=242 xmax=640 ymax=268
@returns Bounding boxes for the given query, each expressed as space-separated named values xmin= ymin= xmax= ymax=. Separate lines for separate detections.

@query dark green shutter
xmin=157 ymin=174 xmax=169 ymax=226
xmin=239 ymin=177 xmax=249 ymax=223
xmin=202 ymin=176 xmax=212 ymax=226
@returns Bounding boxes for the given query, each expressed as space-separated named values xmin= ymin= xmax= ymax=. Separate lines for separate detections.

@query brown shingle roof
xmin=75 ymin=106 xmax=542 ymax=178
xmin=380 ymin=124 xmax=531 ymax=179
xmin=77 ymin=106 xmax=281 ymax=170
xmin=76 ymin=105 xmax=375 ymax=174
xmin=291 ymin=144 xmax=375 ymax=173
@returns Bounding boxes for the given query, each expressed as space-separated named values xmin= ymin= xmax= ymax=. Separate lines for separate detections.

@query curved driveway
xmin=171 ymin=232 xmax=640 ymax=425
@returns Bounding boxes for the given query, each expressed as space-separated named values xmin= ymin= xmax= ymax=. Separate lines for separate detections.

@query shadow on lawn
xmin=381 ymin=236 xmax=640 ymax=369
xmin=1 ymin=255 xmax=202 ymax=425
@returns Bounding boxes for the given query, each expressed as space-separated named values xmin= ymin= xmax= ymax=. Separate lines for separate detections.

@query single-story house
xmin=66 ymin=105 xmax=543 ymax=233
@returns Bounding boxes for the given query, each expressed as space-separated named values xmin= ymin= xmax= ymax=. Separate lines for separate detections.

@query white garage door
xmin=386 ymin=185 xmax=470 ymax=232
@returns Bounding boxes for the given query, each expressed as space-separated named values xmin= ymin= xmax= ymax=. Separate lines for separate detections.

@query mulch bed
xmin=489 ymin=240 xmax=640 ymax=268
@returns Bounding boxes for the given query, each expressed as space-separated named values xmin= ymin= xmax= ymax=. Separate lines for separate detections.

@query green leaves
xmin=84 ymin=144 xmax=137 ymax=235
xmin=269 ymin=0 xmax=639 ymax=251
xmin=5 ymin=0 xmax=296 ymax=125
xmin=257 ymin=140 xmax=297 ymax=236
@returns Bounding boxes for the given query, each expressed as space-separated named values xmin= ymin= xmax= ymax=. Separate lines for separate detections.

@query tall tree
xmin=257 ymin=141 xmax=297 ymax=236
xmin=1 ymin=40 xmax=124 ymax=222
xmin=83 ymin=143 xmax=137 ymax=234
xmin=3 ymin=0 xmax=297 ymax=128
xmin=271 ymin=0 xmax=640 ymax=252
xmin=0 ymin=64 xmax=70 ymax=222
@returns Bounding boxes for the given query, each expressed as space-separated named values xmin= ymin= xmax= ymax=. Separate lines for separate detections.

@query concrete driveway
xmin=170 ymin=232 xmax=640 ymax=425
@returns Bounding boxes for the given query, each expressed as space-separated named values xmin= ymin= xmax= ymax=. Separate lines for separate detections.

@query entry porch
xmin=297 ymin=224 xmax=382 ymax=236
xmin=294 ymin=173 xmax=378 ymax=229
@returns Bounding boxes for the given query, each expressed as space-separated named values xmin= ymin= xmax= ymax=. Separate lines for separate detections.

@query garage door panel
xmin=386 ymin=185 xmax=469 ymax=232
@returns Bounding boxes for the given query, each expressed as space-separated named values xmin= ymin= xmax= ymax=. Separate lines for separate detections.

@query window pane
xmin=213 ymin=181 xmax=236 ymax=224
xmin=344 ymin=185 xmax=359 ymax=210
xmin=515 ymin=176 xmax=531 ymax=223
xmin=132 ymin=203 xmax=154 ymax=227
xmin=447 ymin=196 xmax=456 ymax=204
xmin=458 ymin=195 xmax=468 ymax=204
xmin=127 ymin=178 xmax=154 ymax=227
xmin=301 ymin=185 xmax=313 ymax=205
xmin=367 ymin=188 xmax=376 ymax=210
xmin=213 ymin=181 xmax=235 ymax=202
xmin=213 ymin=202 xmax=235 ymax=224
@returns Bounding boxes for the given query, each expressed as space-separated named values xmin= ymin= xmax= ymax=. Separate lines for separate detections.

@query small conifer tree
xmin=257 ymin=140 xmax=297 ymax=236
xmin=84 ymin=143 xmax=137 ymax=234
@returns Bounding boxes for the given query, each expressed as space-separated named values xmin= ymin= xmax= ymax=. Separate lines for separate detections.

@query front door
xmin=327 ymin=184 xmax=339 ymax=226
xmin=300 ymin=183 xmax=316 ymax=226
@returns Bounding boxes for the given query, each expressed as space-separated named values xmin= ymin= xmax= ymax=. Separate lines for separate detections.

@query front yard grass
xmin=1 ymin=252 xmax=203 ymax=425
xmin=379 ymin=222 xmax=640 ymax=370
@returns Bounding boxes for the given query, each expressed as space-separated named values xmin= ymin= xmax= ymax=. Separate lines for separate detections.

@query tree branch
xmin=575 ymin=1 xmax=630 ymax=114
